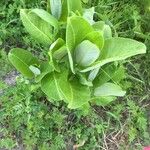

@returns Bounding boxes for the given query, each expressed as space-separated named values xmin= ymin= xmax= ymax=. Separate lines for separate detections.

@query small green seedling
xmin=8 ymin=0 xmax=146 ymax=109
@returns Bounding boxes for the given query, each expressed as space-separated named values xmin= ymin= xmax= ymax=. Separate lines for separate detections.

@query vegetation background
xmin=0 ymin=0 xmax=150 ymax=149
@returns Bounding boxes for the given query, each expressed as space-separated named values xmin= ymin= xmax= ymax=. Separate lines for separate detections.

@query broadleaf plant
xmin=8 ymin=0 xmax=146 ymax=109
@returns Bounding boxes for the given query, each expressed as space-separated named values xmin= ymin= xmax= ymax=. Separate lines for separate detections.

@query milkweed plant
xmin=8 ymin=0 xmax=146 ymax=109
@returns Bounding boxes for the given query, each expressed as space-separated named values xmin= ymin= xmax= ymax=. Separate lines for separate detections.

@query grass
xmin=0 ymin=0 xmax=150 ymax=149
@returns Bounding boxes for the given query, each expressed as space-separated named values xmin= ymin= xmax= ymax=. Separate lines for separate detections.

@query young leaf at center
xmin=66 ymin=16 xmax=93 ymax=72
xmin=74 ymin=40 xmax=100 ymax=67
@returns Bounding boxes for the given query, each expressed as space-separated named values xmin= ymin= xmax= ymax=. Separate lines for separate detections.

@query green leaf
xmin=92 ymin=96 xmax=116 ymax=106
xmin=112 ymin=65 xmax=126 ymax=83
xmin=93 ymin=64 xmax=125 ymax=89
xmin=66 ymin=16 xmax=93 ymax=72
xmin=92 ymin=21 xmax=112 ymax=39
xmin=74 ymin=40 xmax=100 ymax=67
xmin=94 ymin=82 xmax=126 ymax=97
xmin=41 ymin=68 xmax=75 ymax=103
xmin=41 ymin=69 xmax=91 ymax=109
xmin=67 ymin=0 xmax=83 ymax=16
xmin=20 ymin=9 xmax=58 ymax=46
xmin=48 ymin=52 xmax=60 ymax=72
xmin=30 ymin=9 xmax=59 ymax=31
xmin=59 ymin=0 xmax=68 ymax=21
xmin=77 ymin=73 xmax=93 ymax=86
xmin=8 ymin=48 xmax=39 ymax=78
xmin=50 ymin=0 xmax=62 ymax=19
xmin=60 ymin=0 xmax=83 ymax=21
xmin=49 ymin=38 xmax=66 ymax=71
xmin=35 ymin=61 xmax=54 ymax=82
xmin=84 ymin=31 xmax=104 ymax=49
xmin=49 ymin=38 xmax=67 ymax=61
xmin=53 ymin=46 xmax=67 ymax=61
xmin=41 ymin=68 xmax=72 ymax=102
xmin=93 ymin=64 xmax=118 ymax=86
xmin=41 ymin=72 xmax=64 ymax=101
xmin=67 ymin=78 xmax=91 ymax=109
xmin=66 ymin=16 xmax=93 ymax=52
xmin=81 ymin=37 xmax=146 ymax=72
xmin=50 ymin=38 xmax=65 ymax=52
xmin=88 ymin=67 xmax=100 ymax=81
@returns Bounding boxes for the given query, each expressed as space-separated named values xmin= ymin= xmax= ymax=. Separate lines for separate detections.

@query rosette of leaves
xmin=8 ymin=0 xmax=146 ymax=109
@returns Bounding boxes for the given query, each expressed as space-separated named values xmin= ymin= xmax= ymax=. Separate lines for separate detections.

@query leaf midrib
xmin=53 ymin=73 xmax=62 ymax=99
